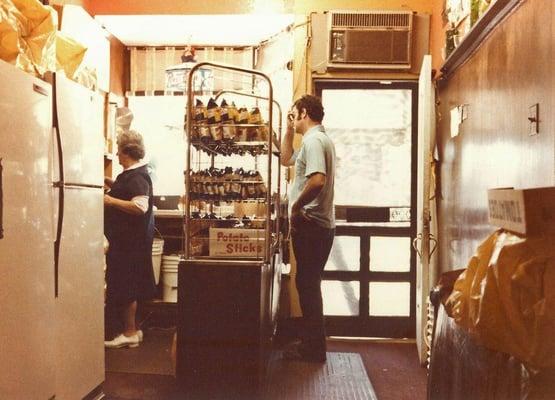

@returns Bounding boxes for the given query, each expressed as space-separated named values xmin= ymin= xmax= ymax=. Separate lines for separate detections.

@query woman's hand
xmin=104 ymin=194 xmax=113 ymax=207
xmin=104 ymin=177 xmax=114 ymax=193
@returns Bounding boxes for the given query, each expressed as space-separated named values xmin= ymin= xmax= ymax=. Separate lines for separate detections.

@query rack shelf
xmin=184 ymin=62 xmax=282 ymax=263
xmin=191 ymin=139 xmax=280 ymax=156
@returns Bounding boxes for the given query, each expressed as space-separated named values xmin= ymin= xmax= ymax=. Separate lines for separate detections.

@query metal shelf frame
xmin=184 ymin=61 xmax=281 ymax=263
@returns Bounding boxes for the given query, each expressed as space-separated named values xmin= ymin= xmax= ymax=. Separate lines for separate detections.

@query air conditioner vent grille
xmin=331 ymin=12 xmax=411 ymax=29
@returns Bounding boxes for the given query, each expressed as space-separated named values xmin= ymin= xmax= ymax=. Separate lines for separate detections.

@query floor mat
xmin=264 ymin=351 xmax=378 ymax=400
xmin=105 ymin=328 xmax=175 ymax=376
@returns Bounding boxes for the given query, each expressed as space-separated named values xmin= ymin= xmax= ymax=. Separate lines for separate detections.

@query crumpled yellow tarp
xmin=0 ymin=0 xmax=57 ymax=75
xmin=445 ymin=229 xmax=555 ymax=369
xmin=56 ymin=30 xmax=86 ymax=80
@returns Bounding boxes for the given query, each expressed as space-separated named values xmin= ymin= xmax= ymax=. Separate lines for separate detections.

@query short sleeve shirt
xmin=289 ymin=125 xmax=336 ymax=229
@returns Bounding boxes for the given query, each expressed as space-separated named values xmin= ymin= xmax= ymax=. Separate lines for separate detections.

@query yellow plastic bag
xmin=14 ymin=0 xmax=57 ymax=74
xmin=0 ymin=1 xmax=27 ymax=67
xmin=56 ymin=31 xmax=86 ymax=80
xmin=0 ymin=0 xmax=56 ymax=75
xmin=446 ymin=230 xmax=555 ymax=368
xmin=445 ymin=231 xmax=499 ymax=328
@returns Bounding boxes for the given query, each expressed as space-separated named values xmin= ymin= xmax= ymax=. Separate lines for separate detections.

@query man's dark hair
xmin=293 ymin=94 xmax=324 ymax=123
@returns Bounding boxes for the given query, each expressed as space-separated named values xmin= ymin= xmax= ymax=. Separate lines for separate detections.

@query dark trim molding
xmin=440 ymin=0 xmax=523 ymax=79
xmin=82 ymin=383 xmax=105 ymax=400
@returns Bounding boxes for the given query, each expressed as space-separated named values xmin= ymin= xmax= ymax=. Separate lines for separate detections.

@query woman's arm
xmin=104 ymin=194 xmax=144 ymax=215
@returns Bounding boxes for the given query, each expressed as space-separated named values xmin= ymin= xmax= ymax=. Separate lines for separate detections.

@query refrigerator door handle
xmin=52 ymin=124 xmax=65 ymax=298
xmin=0 ymin=158 xmax=3 ymax=240
xmin=53 ymin=184 xmax=64 ymax=298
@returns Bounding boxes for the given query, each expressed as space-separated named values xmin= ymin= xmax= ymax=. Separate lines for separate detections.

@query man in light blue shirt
xmin=281 ymin=94 xmax=335 ymax=362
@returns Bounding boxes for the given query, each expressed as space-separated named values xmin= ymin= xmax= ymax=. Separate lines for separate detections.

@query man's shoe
xmin=282 ymin=344 xmax=326 ymax=363
xmin=137 ymin=329 xmax=143 ymax=342
xmin=104 ymin=333 xmax=140 ymax=349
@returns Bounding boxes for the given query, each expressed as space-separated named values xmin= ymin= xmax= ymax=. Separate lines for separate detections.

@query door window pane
xmin=325 ymin=236 xmax=359 ymax=271
xmin=321 ymin=89 xmax=412 ymax=207
xmin=369 ymin=236 xmax=410 ymax=272
xmin=322 ymin=281 xmax=359 ymax=316
xmin=369 ymin=282 xmax=410 ymax=316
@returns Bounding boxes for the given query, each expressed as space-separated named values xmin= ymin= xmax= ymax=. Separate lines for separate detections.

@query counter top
xmin=154 ymin=209 xmax=184 ymax=218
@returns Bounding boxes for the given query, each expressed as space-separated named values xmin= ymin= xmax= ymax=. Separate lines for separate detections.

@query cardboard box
xmin=209 ymin=228 xmax=265 ymax=258
xmin=487 ymin=187 xmax=555 ymax=235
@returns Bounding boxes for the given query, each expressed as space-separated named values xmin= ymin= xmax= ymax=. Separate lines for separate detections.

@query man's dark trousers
xmin=292 ymin=219 xmax=334 ymax=356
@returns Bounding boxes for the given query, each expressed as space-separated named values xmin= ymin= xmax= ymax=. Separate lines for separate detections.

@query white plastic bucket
xmin=161 ymin=255 xmax=180 ymax=302
xmin=152 ymin=238 xmax=164 ymax=285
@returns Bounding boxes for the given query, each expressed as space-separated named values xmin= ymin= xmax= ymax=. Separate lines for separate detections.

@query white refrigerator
xmin=0 ymin=61 xmax=105 ymax=400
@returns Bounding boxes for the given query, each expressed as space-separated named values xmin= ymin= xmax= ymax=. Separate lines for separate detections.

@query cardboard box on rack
xmin=209 ymin=228 xmax=265 ymax=258
xmin=487 ymin=187 xmax=555 ymax=236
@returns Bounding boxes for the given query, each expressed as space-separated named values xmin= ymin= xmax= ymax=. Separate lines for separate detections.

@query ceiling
xmin=95 ymin=14 xmax=295 ymax=46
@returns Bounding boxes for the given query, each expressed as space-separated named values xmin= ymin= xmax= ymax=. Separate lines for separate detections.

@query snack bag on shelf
xmin=220 ymin=99 xmax=236 ymax=141
xmin=247 ymin=107 xmax=261 ymax=141
xmin=223 ymin=167 xmax=233 ymax=200
xmin=229 ymin=101 xmax=239 ymax=124
xmin=231 ymin=168 xmax=242 ymax=200
xmin=193 ymin=99 xmax=209 ymax=141
xmin=253 ymin=171 xmax=267 ymax=197
xmin=236 ymin=107 xmax=249 ymax=142
xmin=246 ymin=171 xmax=257 ymax=198
xmin=206 ymin=97 xmax=223 ymax=141
xmin=216 ymin=170 xmax=225 ymax=197
xmin=190 ymin=235 xmax=208 ymax=256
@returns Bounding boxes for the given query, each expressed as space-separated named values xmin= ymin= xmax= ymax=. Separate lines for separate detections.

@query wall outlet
xmin=460 ymin=104 xmax=469 ymax=122
xmin=528 ymin=103 xmax=539 ymax=135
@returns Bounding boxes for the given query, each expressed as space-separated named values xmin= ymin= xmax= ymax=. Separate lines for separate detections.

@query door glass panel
xmin=322 ymin=281 xmax=359 ymax=316
xmin=325 ymin=236 xmax=359 ymax=271
xmin=369 ymin=236 xmax=410 ymax=272
xmin=321 ymin=89 xmax=412 ymax=207
xmin=369 ymin=282 xmax=410 ymax=316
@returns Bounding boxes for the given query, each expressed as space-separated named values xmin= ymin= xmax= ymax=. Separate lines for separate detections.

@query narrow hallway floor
xmin=104 ymin=328 xmax=427 ymax=400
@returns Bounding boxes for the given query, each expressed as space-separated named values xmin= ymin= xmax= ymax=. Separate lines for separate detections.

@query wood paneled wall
xmin=436 ymin=0 xmax=554 ymax=273
xmin=108 ymin=35 xmax=128 ymax=97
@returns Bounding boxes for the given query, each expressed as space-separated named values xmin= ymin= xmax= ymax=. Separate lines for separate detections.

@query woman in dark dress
xmin=104 ymin=130 xmax=156 ymax=348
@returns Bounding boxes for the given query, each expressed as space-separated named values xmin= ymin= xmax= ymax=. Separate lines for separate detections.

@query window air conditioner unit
xmin=319 ymin=10 xmax=414 ymax=70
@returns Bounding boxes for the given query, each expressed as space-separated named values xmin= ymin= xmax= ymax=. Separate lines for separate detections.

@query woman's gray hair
xmin=117 ymin=130 xmax=145 ymax=160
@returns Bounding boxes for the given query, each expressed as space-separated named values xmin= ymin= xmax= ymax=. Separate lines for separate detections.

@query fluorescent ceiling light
xmin=96 ymin=14 xmax=294 ymax=46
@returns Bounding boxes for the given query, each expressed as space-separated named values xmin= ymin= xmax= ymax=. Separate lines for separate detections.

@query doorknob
xmin=429 ymin=233 xmax=438 ymax=258
xmin=413 ymin=233 xmax=438 ymax=262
